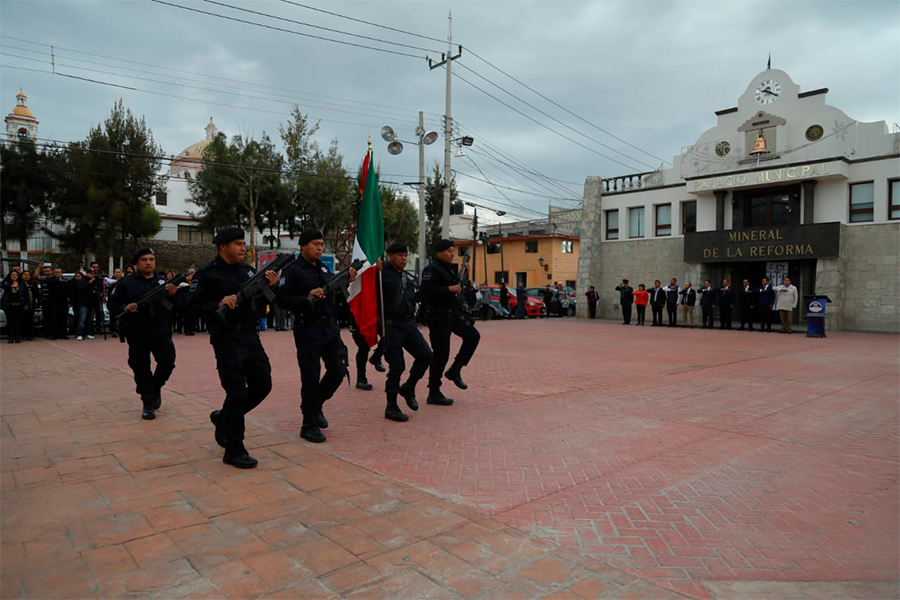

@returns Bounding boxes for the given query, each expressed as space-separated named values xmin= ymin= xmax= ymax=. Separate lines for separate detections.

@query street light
xmin=381 ymin=112 xmax=438 ymax=276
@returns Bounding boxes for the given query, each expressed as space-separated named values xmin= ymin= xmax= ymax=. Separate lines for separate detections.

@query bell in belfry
xmin=750 ymin=129 xmax=769 ymax=155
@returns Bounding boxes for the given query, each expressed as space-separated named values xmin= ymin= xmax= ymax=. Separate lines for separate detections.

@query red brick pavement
xmin=4 ymin=319 xmax=899 ymax=598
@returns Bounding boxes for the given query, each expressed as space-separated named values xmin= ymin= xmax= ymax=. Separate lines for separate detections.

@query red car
xmin=478 ymin=285 xmax=546 ymax=318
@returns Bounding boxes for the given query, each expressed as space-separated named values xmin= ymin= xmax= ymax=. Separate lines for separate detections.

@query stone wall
xmin=840 ymin=223 xmax=900 ymax=332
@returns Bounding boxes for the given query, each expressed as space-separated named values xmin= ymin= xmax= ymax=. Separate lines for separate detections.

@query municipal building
xmin=576 ymin=69 xmax=899 ymax=333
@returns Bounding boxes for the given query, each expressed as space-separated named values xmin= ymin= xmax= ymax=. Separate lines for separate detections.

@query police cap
xmin=132 ymin=247 xmax=155 ymax=265
xmin=213 ymin=227 xmax=245 ymax=245
xmin=386 ymin=241 xmax=408 ymax=254
xmin=298 ymin=228 xmax=324 ymax=246
xmin=433 ymin=239 xmax=453 ymax=253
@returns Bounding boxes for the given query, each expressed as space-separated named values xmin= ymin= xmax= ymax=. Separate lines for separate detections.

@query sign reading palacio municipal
xmin=688 ymin=162 xmax=842 ymax=192
xmin=683 ymin=223 xmax=841 ymax=262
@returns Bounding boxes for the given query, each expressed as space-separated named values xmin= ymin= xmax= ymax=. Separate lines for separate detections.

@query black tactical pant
xmin=666 ymin=302 xmax=678 ymax=326
xmin=428 ymin=312 xmax=480 ymax=391
xmin=352 ymin=328 xmax=384 ymax=382
xmin=294 ymin=323 xmax=344 ymax=420
xmin=385 ymin=320 xmax=432 ymax=397
xmin=127 ymin=324 xmax=176 ymax=400
xmin=621 ymin=303 xmax=632 ymax=324
xmin=211 ymin=329 xmax=272 ymax=444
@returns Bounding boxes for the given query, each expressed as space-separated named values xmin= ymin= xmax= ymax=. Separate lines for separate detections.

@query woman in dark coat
xmin=1 ymin=271 xmax=31 ymax=343
xmin=20 ymin=270 xmax=38 ymax=340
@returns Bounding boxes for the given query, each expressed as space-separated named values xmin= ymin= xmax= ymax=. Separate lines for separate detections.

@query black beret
xmin=386 ymin=241 xmax=408 ymax=254
xmin=298 ymin=228 xmax=324 ymax=246
xmin=132 ymin=247 xmax=155 ymax=264
xmin=433 ymin=239 xmax=453 ymax=252
xmin=622 ymin=278 xmax=629 ymax=283
xmin=213 ymin=227 xmax=245 ymax=245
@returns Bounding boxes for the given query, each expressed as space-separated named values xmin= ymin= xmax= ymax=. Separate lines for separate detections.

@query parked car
xmin=478 ymin=285 xmax=546 ymax=318
xmin=525 ymin=287 xmax=575 ymax=317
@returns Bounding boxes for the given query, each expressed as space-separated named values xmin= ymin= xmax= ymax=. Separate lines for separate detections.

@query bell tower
xmin=5 ymin=90 xmax=39 ymax=141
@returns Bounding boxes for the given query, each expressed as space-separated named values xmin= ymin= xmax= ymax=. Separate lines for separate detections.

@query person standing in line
xmin=107 ymin=248 xmax=178 ymax=421
xmin=585 ymin=286 xmax=599 ymax=319
xmin=774 ymin=276 xmax=798 ymax=334
xmin=379 ymin=242 xmax=433 ymax=422
xmin=632 ymin=284 xmax=649 ymax=326
xmin=679 ymin=282 xmax=697 ymax=328
xmin=276 ymin=229 xmax=357 ymax=444
xmin=738 ymin=278 xmax=756 ymax=331
xmin=190 ymin=228 xmax=280 ymax=466
xmin=421 ymin=239 xmax=480 ymax=406
xmin=515 ymin=282 xmax=527 ymax=319
xmin=757 ymin=277 xmax=775 ymax=332
xmin=499 ymin=282 xmax=509 ymax=314
xmin=20 ymin=270 xmax=38 ymax=340
xmin=41 ymin=267 xmax=71 ymax=340
xmin=649 ymin=280 xmax=666 ymax=326
xmin=717 ymin=279 xmax=735 ymax=330
xmin=614 ymin=279 xmax=634 ymax=325
xmin=39 ymin=264 xmax=53 ymax=338
xmin=699 ymin=280 xmax=716 ymax=329
xmin=1 ymin=271 xmax=29 ymax=343
xmin=663 ymin=278 xmax=681 ymax=327
xmin=542 ymin=285 xmax=554 ymax=315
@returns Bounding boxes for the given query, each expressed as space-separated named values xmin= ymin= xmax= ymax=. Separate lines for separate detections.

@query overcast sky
xmin=2 ymin=0 xmax=898 ymax=224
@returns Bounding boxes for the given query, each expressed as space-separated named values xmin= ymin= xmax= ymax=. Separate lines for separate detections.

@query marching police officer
xmin=379 ymin=241 xmax=433 ymax=422
xmin=348 ymin=310 xmax=385 ymax=390
xmin=276 ymin=229 xmax=357 ymax=444
xmin=421 ymin=239 xmax=480 ymax=405
xmin=107 ymin=248 xmax=178 ymax=420
xmin=189 ymin=228 xmax=278 ymax=469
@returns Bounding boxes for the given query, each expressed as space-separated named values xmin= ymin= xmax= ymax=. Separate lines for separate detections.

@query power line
xmin=465 ymin=47 xmax=671 ymax=166
xmin=0 ymin=35 xmax=443 ymax=119
xmin=462 ymin=154 xmax=554 ymax=217
xmin=466 ymin=146 xmax=581 ymax=205
xmin=453 ymin=170 xmax=576 ymax=201
xmin=148 ymin=0 xmax=425 ymax=60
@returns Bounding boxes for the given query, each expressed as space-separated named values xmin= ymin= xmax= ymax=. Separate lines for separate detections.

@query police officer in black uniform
xmin=189 ymin=228 xmax=278 ymax=469
xmin=379 ymin=241 xmax=433 ymax=422
xmin=421 ymin=239 xmax=480 ymax=405
xmin=107 ymin=248 xmax=178 ymax=420
xmin=276 ymin=229 xmax=357 ymax=444
xmin=348 ymin=310 xmax=385 ymax=390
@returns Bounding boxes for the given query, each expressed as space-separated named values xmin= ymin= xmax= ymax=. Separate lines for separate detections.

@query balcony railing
xmin=603 ymin=171 xmax=657 ymax=193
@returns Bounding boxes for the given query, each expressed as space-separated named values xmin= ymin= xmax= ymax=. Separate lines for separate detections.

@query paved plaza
xmin=2 ymin=319 xmax=898 ymax=599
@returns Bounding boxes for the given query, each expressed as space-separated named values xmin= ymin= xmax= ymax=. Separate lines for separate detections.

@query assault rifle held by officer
xmin=115 ymin=271 xmax=187 ymax=343
xmin=214 ymin=253 xmax=294 ymax=322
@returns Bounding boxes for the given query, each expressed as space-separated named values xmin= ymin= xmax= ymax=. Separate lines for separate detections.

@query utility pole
xmin=417 ymin=111 xmax=426 ymax=275
xmin=471 ymin=208 xmax=478 ymax=285
xmin=428 ymin=11 xmax=462 ymax=239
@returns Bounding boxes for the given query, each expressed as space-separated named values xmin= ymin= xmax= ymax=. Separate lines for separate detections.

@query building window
xmin=486 ymin=243 xmax=501 ymax=254
xmin=655 ymin=204 xmax=672 ymax=236
xmin=178 ymin=225 xmax=213 ymax=243
xmin=155 ymin=191 xmax=167 ymax=206
xmin=628 ymin=207 xmax=644 ymax=238
xmin=458 ymin=246 xmax=468 ymax=256
xmin=525 ymin=240 xmax=538 ymax=253
xmin=494 ymin=271 xmax=508 ymax=285
xmin=744 ymin=190 xmax=795 ymax=227
xmin=849 ymin=182 xmax=874 ymax=223
xmin=515 ymin=272 xmax=527 ymax=287
xmin=682 ymin=201 xmax=697 ymax=234
xmin=889 ymin=179 xmax=899 ymax=221
xmin=606 ymin=210 xmax=619 ymax=240
xmin=561 ymin=240 xmax=573 ymax=253
xmin=565 ymin=280 xmax=576 ymax=290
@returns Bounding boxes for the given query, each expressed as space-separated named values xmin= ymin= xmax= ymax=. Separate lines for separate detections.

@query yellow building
xmin=452 ymin=234 xmax=580 ymax=289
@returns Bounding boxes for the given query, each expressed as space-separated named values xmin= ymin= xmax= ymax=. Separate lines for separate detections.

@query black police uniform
xmin=421 ymin=259 xmax=480 ymax=398
xmin=347 ymin=310 xmax=385 ymax=389
xmin=381 ymin=264 xmax=432 ymax=420
xmin=40 ymin=276 xmax=70 ymax=339
xmin=276 ymin=256 xmax=345 ymax=440
xmin=189 ymin=256 xmax=273 ymax=450
xmin=107 ymin=272 xmax=177 ymax=416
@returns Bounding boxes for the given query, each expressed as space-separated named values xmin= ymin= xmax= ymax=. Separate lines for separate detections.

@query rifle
xmin=116 ymin=272 xmax=188 ymax=343
xmin=457 ymin=254 xmax=475 ymax=324
xmin=306 ymin=258 xmax=366 ymax=309
xmin=215 ymin=253 xmax=294 ymax=322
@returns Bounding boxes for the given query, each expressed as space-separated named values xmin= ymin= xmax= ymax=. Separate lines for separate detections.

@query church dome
xmin=170 ymin=118 xmax=218 ymax=176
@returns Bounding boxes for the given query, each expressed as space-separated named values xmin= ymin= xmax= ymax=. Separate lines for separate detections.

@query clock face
xmin=755 ymin=79 xmax=781 ymax=105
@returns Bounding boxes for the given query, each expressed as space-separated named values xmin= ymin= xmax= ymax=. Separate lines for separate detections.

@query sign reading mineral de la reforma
xmin=684 ymin=222 xmax=841 ymax=262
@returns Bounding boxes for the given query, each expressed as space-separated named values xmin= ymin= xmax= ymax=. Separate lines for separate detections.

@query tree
xmin=51 ymin=99 xmax=164 ymax=256
xmin=0 ymin=139 xmax=62 ymax=256
xmin=189 ymin=131 xmax=284 ymax=265
xmin=424 ymin=162 xmax=458 ymax=260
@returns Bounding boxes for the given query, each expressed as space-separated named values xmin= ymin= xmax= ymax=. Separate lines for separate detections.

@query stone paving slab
xmin=1 ymin=339 xmax=681 ymax=599
xmin=5 ymin=318 xmax=899 ymax=598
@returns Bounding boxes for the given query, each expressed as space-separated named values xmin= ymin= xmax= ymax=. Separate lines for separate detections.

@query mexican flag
xmin=347 ymin=147 xmax=384 ymax=347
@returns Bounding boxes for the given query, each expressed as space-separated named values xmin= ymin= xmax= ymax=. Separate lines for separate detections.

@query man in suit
xmin=649 ymin=280 xmax=666 ymax=327
xmin=614 ymin=279 xmax=633 ymax=324
xmin=663 ymin=278 xmax=680 ymax=327
xmin=757 ymin=277 xmax=776 ymax=332
xmin=737 ymin=278 xmax=756 ymax=331
xmin=679 ymin=282 xmax=697 ymax=328
xmin=699 ymin=280 xmax=716 ymax=329
xmin=717 ymin=279 xmax=734 ymax=330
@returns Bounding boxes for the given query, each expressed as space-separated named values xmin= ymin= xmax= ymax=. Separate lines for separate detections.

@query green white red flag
xmin=348 ymin=146 xmax=384 ymax=347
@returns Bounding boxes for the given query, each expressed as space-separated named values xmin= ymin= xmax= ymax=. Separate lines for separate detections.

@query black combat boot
xmin=398 ymin=382 xmax=418 ymax=411
xmin=223 ymin=442 xmax=258 ymax=469
xmin=369 ymin=357 xmax=386 ymax=372
xmin=384 ymin=395 xmax=409 ymax=422
xmin=301 ymin=418 xmax=326 ymax=443
xmin=154 ymin=386 xmax=162 ymax=410
xmin=317 ymin=410 xmax=329 ymax=429
xmin=356 ymin=379 xmax=374 ymax=391
xmin=209 ymin=410 xmax=226 ymax=448
xmin=444 ymin=362 xmax=468 ymax=390
xmin=426 ymin=389 xmax=454 ymax=406
xmin=141 ymin=396 xmax=156 ymax=420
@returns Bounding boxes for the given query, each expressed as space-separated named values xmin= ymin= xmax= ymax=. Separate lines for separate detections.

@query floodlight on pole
xmin=380 ymin=126 xmax=396 ymax=142
xmin=387 ymin=141 xmax=404 ymax=155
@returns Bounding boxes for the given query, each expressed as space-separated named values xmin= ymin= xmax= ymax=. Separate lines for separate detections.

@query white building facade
xmin=577 ymin=69 xmax=900 ymax=333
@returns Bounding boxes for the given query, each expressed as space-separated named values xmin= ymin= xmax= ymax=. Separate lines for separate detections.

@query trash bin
xmin=804 ymin=295 xmax=831 ymax=338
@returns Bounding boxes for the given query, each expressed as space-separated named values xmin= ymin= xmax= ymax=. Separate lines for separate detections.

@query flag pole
xmin=367 ymin=142 xmax=387 ymax=341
